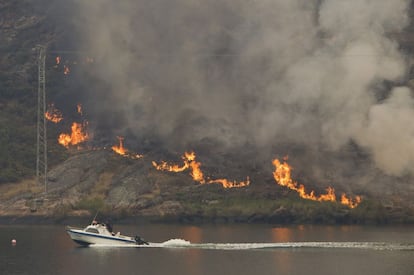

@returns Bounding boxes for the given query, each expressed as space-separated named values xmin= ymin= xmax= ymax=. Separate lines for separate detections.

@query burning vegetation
xmin=58 ymin=104 xmax=89 ymax=148
xmin=54 ymin=56 xmax=94 ymax=76
xmin=45 ymin=103 xmax=63 ymax=123
xmin=111 ymin=136 xmax=143 ymax=159
xmin=111 ymin=136 xmax=127 ymax=155
xmin=272 ymin=158 xmax=361 ymax=208
xmin=45 ymin=103 xmax=90 ymax=148
xmin=46 ymin=102 xmax=361 ymax=208
xmin=152 ymin=151 xmax=249 ymax=189
xmin=58 ymin=121 xmax=89 ymax=148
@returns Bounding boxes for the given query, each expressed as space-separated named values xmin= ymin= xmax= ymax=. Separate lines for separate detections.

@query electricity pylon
xmin=36 ymin=45 xmax=47 ymax=194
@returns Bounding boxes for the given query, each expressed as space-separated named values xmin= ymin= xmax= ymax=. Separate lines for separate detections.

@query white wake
xmin=90 ymin=239 xmax=414 ymax=251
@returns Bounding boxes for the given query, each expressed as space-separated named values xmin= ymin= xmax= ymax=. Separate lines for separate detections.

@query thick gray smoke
xmin=73 ymin=0 xmax=413 ymax=185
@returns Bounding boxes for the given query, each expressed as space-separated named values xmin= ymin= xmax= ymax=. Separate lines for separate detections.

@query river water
xmin=1 ymin=224 xmax=413 ymax=275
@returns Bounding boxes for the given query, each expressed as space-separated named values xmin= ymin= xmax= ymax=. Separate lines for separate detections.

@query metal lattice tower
xmin=36 ymin=45 xmax=47 ymax=194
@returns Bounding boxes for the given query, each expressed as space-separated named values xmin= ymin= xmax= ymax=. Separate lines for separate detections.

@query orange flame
xmin=152 ymin=160 xmax=188 ymax=172
xmin=152 ymin=151 xmax=249 ymax=188
xmin=64 ymin=65 xmax=70 ymax=75
xmin=272 ymin=158 xmax=361 ymax=208
xmin=45 ymin=103 xmax=63 ymax=123
xmin=341 ymin=193 xmax=362 ymax=209
xmin=152 ymin=151 xmax=193 ymax=172
xmin=111 ymin=136 xmax=143 ymax=159
xmin=207 ymin=177 xmax=250 ymax=188
xmin=58 ymin=122 xmax=89 ymax=148
xmin=77 ymin=103 xmax=83 ymax=115
xmin=187 ymin=154 xmax=205 ymax=183
xmin=112 ymin=136 xmax=127 ymax=155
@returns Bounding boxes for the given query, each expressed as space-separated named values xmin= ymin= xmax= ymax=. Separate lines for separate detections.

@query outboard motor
xmin=135 ymin=235 xmax=149 ymax=245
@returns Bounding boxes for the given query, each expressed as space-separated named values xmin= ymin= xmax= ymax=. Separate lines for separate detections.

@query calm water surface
xmin=1 ymin=224 xmax=413 ymax=275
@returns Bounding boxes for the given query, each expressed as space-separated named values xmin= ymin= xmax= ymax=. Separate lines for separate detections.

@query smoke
xmin=72 ymin=0 xmax=413 ymax=184
xmin=356 ymin=87 xmax=414 ymax=175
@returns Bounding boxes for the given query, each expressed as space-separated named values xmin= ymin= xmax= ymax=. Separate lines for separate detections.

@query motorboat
xmin=66 ymin=221 xmax=149 ymax=246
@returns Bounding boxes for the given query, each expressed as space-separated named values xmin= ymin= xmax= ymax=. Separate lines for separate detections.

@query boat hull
xmin=66 ymin=228 xmax=137 ymax=246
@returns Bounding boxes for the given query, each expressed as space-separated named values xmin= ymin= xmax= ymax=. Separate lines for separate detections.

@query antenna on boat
xmin=91 ymin=211 xmax=99 ymax=224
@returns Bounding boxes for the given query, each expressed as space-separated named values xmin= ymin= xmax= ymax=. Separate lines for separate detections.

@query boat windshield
xmin=86 ymin=228 xmax=99 ymax=234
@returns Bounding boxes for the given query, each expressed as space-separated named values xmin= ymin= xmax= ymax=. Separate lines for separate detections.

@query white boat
xmin=66 ymin=222 xmax=148 ymax=246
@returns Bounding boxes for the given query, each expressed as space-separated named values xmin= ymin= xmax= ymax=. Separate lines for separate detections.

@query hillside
xmin=1 ymin=149 xmax=412 ymax=224
xmin=1 ymin=1 xmax=414 ymax=224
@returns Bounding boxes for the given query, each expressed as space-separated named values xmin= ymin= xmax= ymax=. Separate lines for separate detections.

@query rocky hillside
xmin=0 ymin=149 xmax=412 ymax=225
xmin=2 ymin=1 xmax=414 ymax=224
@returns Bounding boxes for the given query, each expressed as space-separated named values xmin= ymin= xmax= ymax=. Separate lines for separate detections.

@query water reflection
xmin=271 ymin=227 xmax=292 ymax=242
xmin=270 ymin=226 xmax=294 ymax=274
xmin=181 ymin=226 xmax=203 ymax=275
xmin=182 ymin=226 xmax=202 ymax=243
xmin=1 ymin=224 xmax=413 ymax=275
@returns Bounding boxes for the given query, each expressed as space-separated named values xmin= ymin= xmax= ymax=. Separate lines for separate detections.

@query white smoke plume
xmin=73 ymin=0 xmax=413 ymax=183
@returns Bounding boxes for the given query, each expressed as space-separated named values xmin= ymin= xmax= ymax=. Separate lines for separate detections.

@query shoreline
xmin=1 ymin=214 xmax=413 ymax=226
